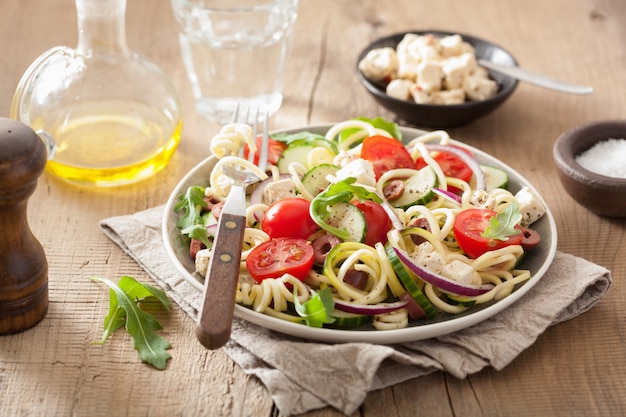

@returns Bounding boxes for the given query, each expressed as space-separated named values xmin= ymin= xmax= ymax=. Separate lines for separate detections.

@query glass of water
xmin=171 ymin=0 xmax=299 ymax=124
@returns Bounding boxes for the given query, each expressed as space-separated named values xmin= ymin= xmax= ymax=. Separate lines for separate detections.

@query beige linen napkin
xmin=100 ymin=205 xmax=612 ymax=416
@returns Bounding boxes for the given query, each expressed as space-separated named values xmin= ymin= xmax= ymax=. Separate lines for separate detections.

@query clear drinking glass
xmin=11 ymin=0 xmax=182 ymax=187
xmin=170 ymin=0 xmax=299 ymax=124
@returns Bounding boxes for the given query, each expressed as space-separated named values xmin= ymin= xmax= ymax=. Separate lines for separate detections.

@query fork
xmin=195 ymin=107 xmax=269 ymax=350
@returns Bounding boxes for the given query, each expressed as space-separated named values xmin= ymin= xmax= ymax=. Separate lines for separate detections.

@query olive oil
xmin=10 ymin=0 xmax=182 ymax=187
xmin=44 ymin=111 xmax=182 ymax=187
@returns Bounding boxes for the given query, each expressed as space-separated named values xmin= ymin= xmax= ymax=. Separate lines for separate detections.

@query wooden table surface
xmin=1 ymin=0 xmax=625 ymax=416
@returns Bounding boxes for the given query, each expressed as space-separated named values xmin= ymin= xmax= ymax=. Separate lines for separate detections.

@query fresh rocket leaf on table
xmin=90 ymin=275 xmax=172 ymax=370
xmin=174 ymin=185 xmax=212 ymax=247
xmin=293 ymin=287 xmax=335 ymax=328
xmin=481 ymin=202 xmax=523 ymax=241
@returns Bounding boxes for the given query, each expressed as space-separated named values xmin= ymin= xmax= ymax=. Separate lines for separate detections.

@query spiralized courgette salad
xmin=174 ymin=117 xmax=547 ymax=330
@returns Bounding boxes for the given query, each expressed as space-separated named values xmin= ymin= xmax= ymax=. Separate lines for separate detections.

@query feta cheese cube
xmin=431 ymin=88 xmax=466 ymax=105
xmin=327 ymin=159 xmax=377 ymax=187
xmin=397 ymin=51 xmax=420 ymax=81
xmin=263 ymin=178 xmax=297 ymax=205
xmin=515 ymin=186 xmax=547 ymax=226
xmin=410 ymin=242 xmax=474 ymax=284
xmin=409 ymin=84 xmax=433 ymax=104
xmin=386 ymin=79 xmax=414 ymax=100
xmin=333 ymin=150 xmax=360 ymax=168
xmin=416 ymin=61 xmax=443 ymax=92
xmin=443 ymin=260 xmax=475 ymax=285
xmin=441 ymin=52 xmax=476 ymax=89
xmin=358 ymin=47 xmax=398 ymax=83
xmin=195 ymin=249 xmax=212 ymax=277
xmin=439 ymin=34 xmax=474 ymax=58
xmin=464 ymin=75 xmax=498 ymax=101
xmin=468 ymin=64 xmax=490 ymax=79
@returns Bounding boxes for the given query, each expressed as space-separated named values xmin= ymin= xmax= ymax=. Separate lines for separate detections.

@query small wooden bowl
xmin=553 ymin=120 xmax=626 ymax=218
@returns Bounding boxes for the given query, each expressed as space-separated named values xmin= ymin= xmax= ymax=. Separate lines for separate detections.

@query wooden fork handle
xmin=195 ymin=212 xmax=246 ymax=350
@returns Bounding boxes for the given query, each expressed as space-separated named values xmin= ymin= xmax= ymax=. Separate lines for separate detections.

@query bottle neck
xmin=76 ymin=0 xmax=128 ymax=57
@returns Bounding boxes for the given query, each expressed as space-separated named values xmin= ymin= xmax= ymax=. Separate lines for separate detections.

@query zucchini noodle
xmin=240 ymin=228 xmax=270 ymax=260
xmin=324 ymin=242 xmax=388 ymax=304
xmin=209 ymin=156 xmax=268 ymax=200
xmin=177 ymin=117 xmax=545 ymax=332
xmin=307 ymin=146 xmax=336 ymax=167
xmin=236 ymin=275 xmax=309 ymax=320
xmin=287 ymin=161 xmax=315 ymax=201
xmin=406 ymin=130 xmax=451 ymax=146
xmin=209 ymin=122 xmax=255 ymax=158
xmin=324 ymin=120 xmax=393 ymax=151
xmin=412 ymin=141 xmax=448 ymax=192
xmin=373 ymin=309 xmax=409 ymax=330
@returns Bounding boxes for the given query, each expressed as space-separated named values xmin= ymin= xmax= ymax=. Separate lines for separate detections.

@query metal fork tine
xmin=248 ymin=108 xmax=259 ymax=164
xmin=230 ymin=103 xmax=240 ymax=124
xmin=258 ymin=110 xmax=269 ymax=172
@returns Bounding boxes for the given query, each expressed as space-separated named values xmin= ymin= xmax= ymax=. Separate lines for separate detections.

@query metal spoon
xmin=478 ymin=59 xmax=593 ymax=95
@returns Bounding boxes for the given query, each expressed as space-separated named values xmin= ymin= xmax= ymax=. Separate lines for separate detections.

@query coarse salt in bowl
xmin=553 ymin=120 xmax=626 ymax=218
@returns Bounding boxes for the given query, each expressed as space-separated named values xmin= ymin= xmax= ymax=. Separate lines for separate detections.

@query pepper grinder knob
xmin=0 ymin=117 xmax=48 ymax=334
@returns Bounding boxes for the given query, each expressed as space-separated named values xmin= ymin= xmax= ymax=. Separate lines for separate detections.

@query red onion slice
xmin=381 ymin=200 xmax=405 ymax=230
xmin=425 ymin=144 xmax=486 ymax=191
xmin=433 ymin=187 xmax=462 ymax=204
xmin=393 ymin=246 xmax=493 ymax=296
xmin=206 ymin=223 xmax=218 ymax=239
xmin=333 ymin=297 xmax=409 ymax=315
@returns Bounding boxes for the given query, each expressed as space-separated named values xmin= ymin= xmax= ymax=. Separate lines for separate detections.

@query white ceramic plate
xmin=162 ymin=125 xmax=558 ymax=344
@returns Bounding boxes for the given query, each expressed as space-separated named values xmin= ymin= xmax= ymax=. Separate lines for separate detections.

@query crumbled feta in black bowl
xmin=356 ymin=30 xmax=519 ymax=128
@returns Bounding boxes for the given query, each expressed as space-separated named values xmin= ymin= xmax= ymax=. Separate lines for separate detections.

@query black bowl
xmin=356 ymin=30 xmax=519 ymax=128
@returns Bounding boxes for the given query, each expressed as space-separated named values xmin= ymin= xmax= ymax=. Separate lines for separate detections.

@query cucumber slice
xmin=302 ymin=164 xmax=339 ymax=197
xmin=277 ymin=144 xmax=315 ymax=172
xmin=329 ymin=309 xmax=373 ymax=328
xmin=384 ymin=244 xmax=438 ymax=319
xmin=445 ymin=294 xmax=477 ymax=307
xmin=326 ymin=202 xmax=367 ymax=242
xmin=482 ymin=165 xmax=509 ymax=190
xmin=389 ymin=166 xmax=437 ymax=209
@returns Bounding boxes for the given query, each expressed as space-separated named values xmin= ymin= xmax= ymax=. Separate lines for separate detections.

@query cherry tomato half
xmin=244 ymin=136 xmax=287 ymax=166
xmin=415 ymin=145 xmax=473 ymax=193
xmin=453 ymin=208 xmax=524 ymax=259
xmin=246 ymin=238 xmax=315 ymax=283
xmin=360 ymin=135 xmax=415 ymax=180
xmin=261 ymin=198 xmax=319 ymax=240
xmin=355 ymin=201 xmax=392 ymax=246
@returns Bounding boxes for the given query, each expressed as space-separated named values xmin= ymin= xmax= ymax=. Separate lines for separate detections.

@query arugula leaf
xmin=174 ymin=185 xmax=212 ymax=247
xmin=293 ymin=287 xmax=335 ymax=328
xmin=337 ymin=117 xmax=402 ymax=146
xmin=310 ymin=178 xmax=382 ymax=240
xmin=481 ymin=202 xmax=522 ymax=241
xmin=355 ymin=116 xmax=402 ymax=140
xmin=271 ymin=131 xmax=327 ymax=144
xmin=90 ymin=276 xmax=172 ymax=370
xmin=174 ymin=185 xmax=206 ymax=229
xmin=271 ymin=131 xmax=339 ymax=154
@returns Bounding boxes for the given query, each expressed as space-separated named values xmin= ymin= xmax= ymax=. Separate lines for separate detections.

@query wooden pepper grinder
xmin=0 ymin=117 xmax=48 ymax=335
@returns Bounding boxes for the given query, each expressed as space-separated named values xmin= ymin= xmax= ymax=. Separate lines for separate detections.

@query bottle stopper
xmin=0 ymin=117 xmax=49 ymax=334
